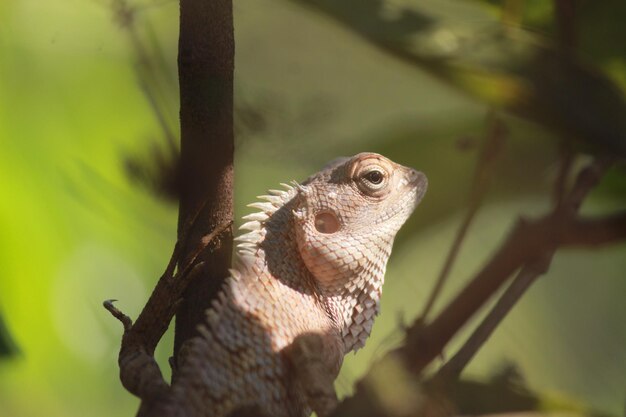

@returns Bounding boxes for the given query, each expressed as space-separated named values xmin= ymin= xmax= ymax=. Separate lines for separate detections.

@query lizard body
xmin=169 ymin=153 xmax=427 ymax=417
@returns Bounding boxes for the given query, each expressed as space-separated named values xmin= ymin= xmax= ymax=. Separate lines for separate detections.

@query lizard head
xmin=236 ymin=152 xmax=427 ymax=351
xmin=293 ymin=152 xmax=427 ymax=293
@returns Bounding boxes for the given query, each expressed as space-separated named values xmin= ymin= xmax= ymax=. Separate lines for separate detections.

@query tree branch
xmin=330 ymin=157 xmax=624 ymax=416
xmin=554 ymin=0 xmax=577 ymax=52
xmin=174 ymin=0 xmax=235 ymax=361
xmin=104 ymin=0 xmax=235 ymax=408
xmin=435 ymin=216 xmax=621 ymax=380
xmin=420 ymin=114 xmax=506 ymax=320
xmin=431 ymin=154 xmax=617 ymax=378
xmin=104 ymin=220 xmax=232 ymax=401
xmin=434 ymin=257 xmax=549 ymax=379
xmin=560 ymin=213 xmax=626 ymax=246
xmin=402 ymin=157 xmax=619 ymax=375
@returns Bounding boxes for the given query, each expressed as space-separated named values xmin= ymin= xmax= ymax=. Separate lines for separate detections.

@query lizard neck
xmin=235 ymin=186 xmax=327 ymax=315
xmin=235 ymin=184 xmax=392 ymax=353
xmin=321 ymin=266 xmax=387 ymax=352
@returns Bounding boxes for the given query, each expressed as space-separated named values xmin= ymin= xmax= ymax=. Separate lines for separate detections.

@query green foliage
xmin=292 ymin=0 xmax=626 ymax=156
xmin=0 ymin=313 xmax=18 ymax=358
xmin=0 ymin=0 xmax=624 ymax=416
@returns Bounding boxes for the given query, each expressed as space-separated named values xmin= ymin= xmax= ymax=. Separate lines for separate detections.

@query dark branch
xmin=103 ymin=221 xmax=232 ymax=402
xmin=554 ymin=0 xmax=577 ymax=51
xmin=552 ymin=141 xmax=574 ymax=208
xmin=420 ymin=114 xmax=506 ymax=320
xmin=331 ymin=156 xmax=624 ymax=416
xmin=174 ymin=0 xmax=235 ymax=361
xmin=561 ymin=213 xmax=626 ymax=246
xmin=431 ymin=155 xmax=618 ymax=377
xmin=105 ymin=0 xmax=235 ymax=413
xmin=104 ymin=299 xmax=133 ymax=332
xmin=435 ymin=257 xmax=549 ymax=378
xmin=403 ymin=157 xmax=618 ymax=375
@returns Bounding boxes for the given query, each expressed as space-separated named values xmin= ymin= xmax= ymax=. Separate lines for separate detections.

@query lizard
xmin=161 ymin=152 xmax=427 ymax=417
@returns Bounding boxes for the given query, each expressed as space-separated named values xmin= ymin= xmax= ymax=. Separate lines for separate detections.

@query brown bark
xmin=174 ymin=0 xmax=235 ymax=360
xmin=104 ymin=1 xmax=235 ymax=411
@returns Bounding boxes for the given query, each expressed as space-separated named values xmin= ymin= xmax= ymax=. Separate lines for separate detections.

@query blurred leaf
xmin=431 ymin=365 xmax=608 ymax=417
xmin=338 ymin=354 xmax=615 ymax=417
xmin=576 ymin=0 xmax=626 ymax=71
xmin=123 ymin=141 xmax=180 ymax=202
xmin=0 ymin=312 xmax=18 ymax=358
xmin=427 ymin=363 xmax=615 ymax=417
xmin=292 ymin=0 xmax=626 ymax=156
xmin=427 ymin=364 xmax=538 ymax=415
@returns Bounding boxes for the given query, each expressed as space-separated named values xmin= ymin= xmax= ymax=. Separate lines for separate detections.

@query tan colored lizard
xmin=161 ymin=152 xmax=427 ymax=417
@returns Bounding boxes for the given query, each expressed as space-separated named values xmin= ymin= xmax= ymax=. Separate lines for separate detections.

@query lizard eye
xmin=363 ymin=170 xmax=384 ymax=185
xmin=357 ymin=166 xmax=389 ymax=196
xmin=347 ymin=154 xmax=394 ymax=198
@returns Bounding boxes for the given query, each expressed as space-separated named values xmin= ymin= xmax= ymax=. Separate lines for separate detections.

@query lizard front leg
xmin=285 ymin=332 xmax=343 ymax=417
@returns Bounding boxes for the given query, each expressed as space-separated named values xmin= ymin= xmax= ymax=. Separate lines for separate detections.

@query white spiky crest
xmin=234 ymin=181 xmax=302 ymax=259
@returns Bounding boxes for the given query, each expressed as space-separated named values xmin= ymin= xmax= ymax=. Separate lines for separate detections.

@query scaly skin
xmin=169 ymin=153 xmax=427 ymax=417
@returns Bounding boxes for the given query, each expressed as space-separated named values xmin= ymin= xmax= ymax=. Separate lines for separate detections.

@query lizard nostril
xmin=408 ymin=169 xmax=424 ymax=184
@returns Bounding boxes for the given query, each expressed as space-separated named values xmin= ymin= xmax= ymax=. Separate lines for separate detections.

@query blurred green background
xmin=0 ymin=0 xmax=625 ymax=416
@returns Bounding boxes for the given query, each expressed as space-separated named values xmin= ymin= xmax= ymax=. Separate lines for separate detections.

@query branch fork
xmin=104 ymin=220 xmax=232 ymax=401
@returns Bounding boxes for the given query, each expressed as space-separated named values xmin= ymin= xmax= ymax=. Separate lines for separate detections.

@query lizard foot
xmin=286 ymin=333 xmax=340 ymax=417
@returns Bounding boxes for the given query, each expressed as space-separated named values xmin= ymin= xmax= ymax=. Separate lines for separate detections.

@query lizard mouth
xmin=398 ymin=168 xmax=428 ymax=213
xmin=399 ymin=168 xmax=428 ymax=197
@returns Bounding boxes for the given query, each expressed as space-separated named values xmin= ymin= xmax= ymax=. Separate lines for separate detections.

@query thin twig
xmin=565 ymin=155 xmax=615 ymax=211
xmin=402 ymin=159 xmax=620 ymax=376
xmin=108 ymin=0 xmax=179 ymax=150
xmin=552 ymin=141 xmax=573 ymax=209
xmin=118 ymin=198 xmax=220 ymax=352
xmin=138 ymin=76 xmax=178 ymax=150
xmin=103 ymin=218 xmax=232 ymax=401
xmin=560 ymin=212 xmax=626 ymax=246
xmin=176 ymin=220 xmax=234 ymax=282
xmin=435 ymin=157 xmax=615 ymax=377
xmin=554 ymin=0 xmax=577 ymax=52
xmin=435 ymin=255 xmax=550 ymax=378
xmin=420 ymin=115 xmax=506 ymax=320
xmin=104 ymin=299 xmax=133 ymax=331
xmin=433 ymin=152 xmax=610 ymax=378
xmin=332 ymin=208 xmax=626 ymax=416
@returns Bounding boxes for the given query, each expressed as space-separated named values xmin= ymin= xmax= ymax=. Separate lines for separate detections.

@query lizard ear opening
xmin=314 ymin=211 xmax=340 ymax=234
xmin=295 ymin=207 xmax=363 ymax=286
